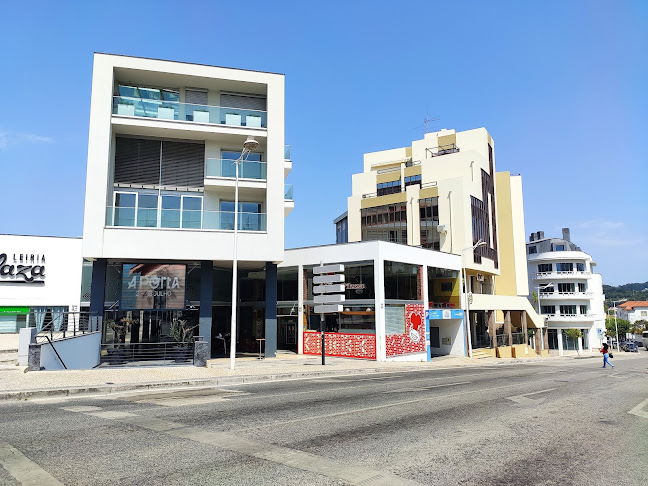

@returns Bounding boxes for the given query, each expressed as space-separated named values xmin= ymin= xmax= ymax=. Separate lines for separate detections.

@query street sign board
xmin=313 ymin=274 xmax=344 ymax=285
xmin=314 ymin=304 xmax=343 ymax=314
xmin=314 ymin=294 xmax=345 ymax=304
xmin=313 ymin=284 xmax=345 ymax=294
xmin=313 ymin=264 xmax=345 ymax=275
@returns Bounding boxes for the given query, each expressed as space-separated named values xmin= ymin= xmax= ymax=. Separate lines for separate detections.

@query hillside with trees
xmin=602 ymin=280 xmax=648 ymax=304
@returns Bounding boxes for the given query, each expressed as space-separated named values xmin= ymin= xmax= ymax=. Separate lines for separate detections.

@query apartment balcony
xmin=284 ymin=184 xmax=294 ymax=216
xmin=284 ymin=145 xmax=292 ymax=178
xmin=205 ymin=159 xmax=267 ymax=180
xmin=106 ymin=207 xmax=266 ymax=232
xmin=532 ymin=270 xmax=591 ymax=280
xmin=425 ymin=143 xmax=459 ymax=158
xmin=545 ymin=313 xmax=598 ymax=322
xmin=539 ymin=291 xmax=594 ymax=300
xmin=112 ymin=96 xmax=267 ymax=129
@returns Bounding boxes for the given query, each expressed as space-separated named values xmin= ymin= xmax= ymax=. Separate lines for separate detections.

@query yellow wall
xmin=494 ymin=172 xmax=517 ymax=296
xmin=360 ymin=192 xmax=407 ymax=209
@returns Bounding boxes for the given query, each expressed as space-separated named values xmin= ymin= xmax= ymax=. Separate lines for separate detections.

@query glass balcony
xmin=205 ymin=159 xmax=267 ymax=180
xmin=284 ymin=184 xmax=293 ymax=200
xmin=106 ymin=207 xmax=266 ymax=231
xmin=284 ymin=145 xmax=291 ymax=160
xmin=112 ymin=96 xmax=267 ymax=128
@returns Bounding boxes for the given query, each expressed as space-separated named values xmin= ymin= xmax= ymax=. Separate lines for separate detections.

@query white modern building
xmin=617 ymin=301 xmax=648 ymax=325
xmin=0 ymin=235 xmax=83 ymax=333
xmin=83 ymin=53 xmax=293 ymax=359
xmin=526 ymin=228 xmax=606 ymax=354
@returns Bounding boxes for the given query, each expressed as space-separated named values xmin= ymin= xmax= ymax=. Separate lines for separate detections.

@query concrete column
xmin=557 ymin=329 xmax=564 ymax=356
xmin=199 ymin=261 xmax=213 ymax=357
xmin=297 ymin=264 xmax=304 ymax=355
xmin=89 ymin=259 xmax=107 ymax=318
xmin=534 ymin=329 xmax=541 ymax=353
xmin=265 ymin=262 xmax=277 ymax=358
xmin=543 ymin=327 xmax=549 ymax=350
xmin=578 ymin=334 xmax=583 ymax=354
xmin=488 ymin=310 xmax=496 ymax=350
xmin=521 ymin=311 xmax=528 ymax=345
xmin=504 ymin=311 xmax=512 ymax=346
xmin=374 ymin=256 xmax=386 ymax=361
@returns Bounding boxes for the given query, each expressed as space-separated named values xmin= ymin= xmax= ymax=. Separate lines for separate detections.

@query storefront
xmin=281 ymin=241 xmax=463 ymax=362
xmin=0 ymin=235 xmax=83 ymax=333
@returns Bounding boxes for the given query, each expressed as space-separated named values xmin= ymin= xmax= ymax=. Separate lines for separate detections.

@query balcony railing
xmin=106 ymin=207 xmax=266 ymax=231
xmin=205 ymin=159 xmax=267 ymax=180
xmin=112 ymin=96 xmax=267 ymax=128
xmin=284 ymin=145 xmax=291 ymax=160
xmin=425 ymin=143 xmax=459 ymax=158
xmin=533 ymin=270 xmax=591 ymax=279
xmin=285 ymin=184 xmax=294 ymax=200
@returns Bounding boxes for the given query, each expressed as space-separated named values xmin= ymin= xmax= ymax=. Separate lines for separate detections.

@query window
xmin=541 ymin=305 xmax=556 ymax=314
xmin=576 ymin=263 xmax=585 ymax=272
xmin=538 ymin=264 xmax=552 ymax=273
xmin=580 ymin=305 xmax=588 ymax=315
xmin=220 ymin=201 xmax=263 ymax=231
xmin=428 ymin=267 xmax=460 ymax=309
xmin=556 ymin=245 xmax=565 ymax=251
xmin=377 ymin=179 xmax=401 ymax=196
xmin=578 ymin=283 xmax=586 ymax=292
xmin=528 ymin=246 xmax=537 ymax=254
xmin=384 ymin=261 xmax=420 ymax=300
xmin=641 ymin=311 xmax=647 ymax=317
xmin=361 ymin=203 xmax=407 ymax=243
xmin=558 ymin=283 xmax=575 ymax=293
xmin=539 ymin=285 xmax=554 ymax=294
xmin=419 ymin=197 xmax=440 ymax=250
xmin=404 ymin=174 xmax=421 ymax=187
xmin=560 ymin=305 xmax=576 ymax=315
xmin=556 ymin=263 xmax=573 ymax=272
xmin=111 ymin=191 xmax=203 ymax=229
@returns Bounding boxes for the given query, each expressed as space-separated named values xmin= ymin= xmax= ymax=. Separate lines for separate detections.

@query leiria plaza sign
xmin=0 ymin=252 xmax=46 ymax=284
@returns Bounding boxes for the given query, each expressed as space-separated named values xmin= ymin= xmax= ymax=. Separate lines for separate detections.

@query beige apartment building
xmin=346 ymin=127 xmax=545 ymax=357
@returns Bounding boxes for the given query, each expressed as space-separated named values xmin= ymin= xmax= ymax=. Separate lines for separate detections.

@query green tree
xmin=605 ymin=316 xmax=632 ymax=340
xmin=563 ymin=329 xmax=583 ymax=355
xmin=631 ymin=319 xmax=647 ymax=335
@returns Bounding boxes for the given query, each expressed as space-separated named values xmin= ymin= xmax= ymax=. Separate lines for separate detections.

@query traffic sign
xmin=314 ymin=304 xmax=343 ymax=313
xmin=313 ymin=264 xmax=345 ymax=275
xmin=313 ymin=274 xmax=345 ymax=285
xmin=314 ymin=294 xmax=345 ymax=304
xmin=313 ymin=284 xmax=345 ymax=294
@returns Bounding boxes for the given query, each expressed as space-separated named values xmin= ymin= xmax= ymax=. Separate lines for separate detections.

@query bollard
xmin=193 ymin=337 xmax=208 ymax=367
xmin=28 ymin=343 xmax=41 ymax=371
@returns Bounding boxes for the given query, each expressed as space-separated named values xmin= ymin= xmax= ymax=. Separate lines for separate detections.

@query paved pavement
xmin=0 ymin=351 xmax=646 ymax=485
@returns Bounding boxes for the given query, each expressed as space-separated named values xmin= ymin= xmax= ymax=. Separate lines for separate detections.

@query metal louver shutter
xmin=114 ymin=138 xmax=160 ymax=185
xmin=220 ymin=93 xmax=266 ymax=111
xmin=161 ymin=141 xmax=205 ymax=187
xmin=185 ymin=89 xmax=208 ymax=105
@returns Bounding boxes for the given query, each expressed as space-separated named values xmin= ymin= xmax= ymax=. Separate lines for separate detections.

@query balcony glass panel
xmin=285 ymin=184 xmax=293 ymax=200
xmin=113 ymin=96 xmax=267 ymax=128
xmin=106 ymin=207 xmax=266 ymax=231
xmin=205 ymin=159 xmax=267 ymax=180
xmin=161 ymin=196 xmax=181 ymax=228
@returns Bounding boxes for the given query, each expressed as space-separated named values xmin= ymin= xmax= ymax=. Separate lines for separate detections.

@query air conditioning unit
xmin=436 ymin=224 xmax=447 ymax=234
xmin=476 ymin=274 xmax=484 ymax=282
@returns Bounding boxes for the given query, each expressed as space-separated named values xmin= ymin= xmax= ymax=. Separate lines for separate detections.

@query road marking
xmin=86 ymin=411 xmax=138 ymax=419
xmin=383 ymin=382 xmax=470 ymax=394
xmin=506 ymin=388 xmax=556 ymax=405
xmin=628 ymin=398 xmax=648 ymax=419
xmin=0 ymin=441 xmax=64 ymax=485
xmin=60 ymin=405 xmax=102 ymax=412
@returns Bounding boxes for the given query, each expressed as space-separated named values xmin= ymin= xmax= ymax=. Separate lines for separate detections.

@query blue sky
xmin=0 ymin=0 xmax=646 ymax=286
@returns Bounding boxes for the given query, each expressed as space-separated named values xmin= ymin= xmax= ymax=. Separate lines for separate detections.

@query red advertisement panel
xmin=385 ymin=304 xmax=426 ymax=356
xmin=303 ymin=332 xmax=376 ymax=359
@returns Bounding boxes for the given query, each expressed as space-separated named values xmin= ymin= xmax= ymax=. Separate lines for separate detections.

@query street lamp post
xmin=535 ymin=282 xmax=553 ymax=351
xmin=230 ymin=136 xmax=259 ymax=371
xmin=611 ymin=298 xmax=627 ymax=353
xmin=461 ymin=240 xmax=486 ymax=358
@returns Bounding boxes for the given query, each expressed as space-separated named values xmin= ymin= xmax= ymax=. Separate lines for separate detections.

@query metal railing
xmin=106 ymin=207 xmax=267 ymax=231
xmin=113 ymin=96 xmax=267 ymax=128
xmin=495 ymin=334 xmax=509 ymax=347
xmin=35 ymin=312 xmax=101 ymax=344
xmin=511 ymin=332 xmax=526 ymax=345
xmin=205 ymin=158 xmax=267 ymax=180
xmin=426 ymin=143 xmax=459 ymax=158
xmin=100 ymin=342 xmax=195 ymax=365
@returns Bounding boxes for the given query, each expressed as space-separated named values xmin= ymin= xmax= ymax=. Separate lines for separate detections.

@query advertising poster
xmin=121 ymin=264 xmax=186 ymax=309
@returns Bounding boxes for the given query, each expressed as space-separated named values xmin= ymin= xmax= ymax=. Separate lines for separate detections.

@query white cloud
xmin=0 ymin=129 xmax=53 ymax=149
xmin=576 ymin=220 xmax=624 ymax=230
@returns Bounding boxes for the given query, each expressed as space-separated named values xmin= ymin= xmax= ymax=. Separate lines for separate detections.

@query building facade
xmin=83 ymin=53 xmax=293 ymax=358
xmin=345 ymin=128 xmax=543 ymax=357
xmin=526 ymin=228 xmax=606 ymax=353
xmin=617 ymin=301 xmax=648 ymax=326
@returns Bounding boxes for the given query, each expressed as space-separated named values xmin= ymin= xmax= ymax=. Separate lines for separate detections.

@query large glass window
xmin=538 ymin=263 xmax=552 ymax=273
xmin=114 ymin=192 xmax=136 ymax=226
xmin=361 ymin=203 xmax=407 ymax=243
xmin=576 ymin=263 xmax=585 ymax=272
xmin=419 ymin=197 xmax=439 ymax=250
xmin=541 ymin=305 xmax=556 ymax=314
xmin=277 ymin=268 xmax=298 ymax=302
xmin=404 ymin=174 xmax=421 ymax=187
xmin=377 ymin=179 xmax=401 ymax=196
xmin=137 ymin=194 xmax=158 ymax=228
xmin=558 ymin=283 xmax=575 ymax=293
xmin=556 ymin=263 xmax=574 ymax=272
xmin=305 ymin=305 xmax=375 ymax=333
xmin=220 ymin=201 xmax=263 ymax=231
xmin=560 ymin=305 xmax=577 ymax=315
xmin=384 ymin=261 xmax=420 ymax=301
xmin=427 ymin=266 xmax=460 ymax=308
xmin=112 ymin=191 xmax=203 ymax=229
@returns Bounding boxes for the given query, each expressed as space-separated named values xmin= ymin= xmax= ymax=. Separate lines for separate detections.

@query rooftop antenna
xmin=414 ymin=106 xmax=439 ymax=136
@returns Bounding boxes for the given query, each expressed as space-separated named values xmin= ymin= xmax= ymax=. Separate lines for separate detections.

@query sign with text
xmin=121 ymin=264 xmax=186 ymax=310
xmin=0 ymin=252 xmax=46 ymax=284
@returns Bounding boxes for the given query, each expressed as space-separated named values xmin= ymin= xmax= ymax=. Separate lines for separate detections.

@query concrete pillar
xmin=374 ymin=256 xmax=386 ymax=361
xmin=488 ymin=310 xmax=496 ymax=350
xmin=89 ymin=259 xmax=107 ymax=318
xmin=543 ymin=327 xmax=549 ymax=350
xmin=578 ymin=334 xmax=583 ymax=354
xmin=534 ymin=329 xmax=541 ymax=353
xmin=297 ymin=264 xmax=304 ymax=355
xmin=199 ymin=261 xmax=213 ymax=357
xmin=504 ymin=311 xmax=512 ymax=346
xmin=193 ymin=338 xmax=208 ymax=367
xmin=265 ymin=262 xmax=277 ymax=358
xmin=557 ymin=329 xmax=564 ymax=356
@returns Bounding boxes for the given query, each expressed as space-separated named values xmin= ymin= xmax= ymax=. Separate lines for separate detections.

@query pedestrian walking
xmin=601 ymin=343 xmax=614 ymax=368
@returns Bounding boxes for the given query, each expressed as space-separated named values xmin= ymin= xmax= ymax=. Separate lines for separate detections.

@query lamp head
xmin=243 ymin=136 xmax=259 ymax=152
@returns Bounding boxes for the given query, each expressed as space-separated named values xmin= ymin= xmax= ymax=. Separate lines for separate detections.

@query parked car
xmin=622 ymin=341 xmax=638 ymax=352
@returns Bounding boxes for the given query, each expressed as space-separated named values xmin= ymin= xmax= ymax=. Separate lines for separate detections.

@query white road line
xmin=506 ymin=388 xmax=556 ymax=405
xmin=0 ymin=441 xmax=64 ymax=486
xmin=628 ymin=398 xmax=648 ymax=419
xmin=383 ymin=381 xmax=470 ymax=394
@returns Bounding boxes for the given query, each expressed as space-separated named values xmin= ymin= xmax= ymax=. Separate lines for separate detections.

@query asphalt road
xmin=1 ymin=352 xmax=647 ymax=486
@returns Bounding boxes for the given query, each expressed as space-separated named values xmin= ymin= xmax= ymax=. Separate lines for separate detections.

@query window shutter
xmin=114 ymin=138 xmax=160 ymax=185
xmin=161 ymin=141 xmax=205 ymax=188
xmin=185 ymin=88 xmax=208 ymax=105
xmin=220 ymin=93 xmax=266 ymax=111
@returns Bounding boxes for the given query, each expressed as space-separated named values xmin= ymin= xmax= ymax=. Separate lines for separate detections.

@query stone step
xmin=471 ymin=350 xmax=494 ymax=359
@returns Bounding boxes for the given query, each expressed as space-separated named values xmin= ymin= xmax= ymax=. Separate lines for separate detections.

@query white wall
xmin=40 ymin=331 xmax=101 ymax=370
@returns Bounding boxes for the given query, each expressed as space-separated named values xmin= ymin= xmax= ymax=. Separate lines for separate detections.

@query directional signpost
xmin=313 ymin=263 xmax=345 ymax=365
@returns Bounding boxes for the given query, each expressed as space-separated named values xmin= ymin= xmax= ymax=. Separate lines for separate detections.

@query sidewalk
xmin=0 ymin=353 xmax=511 ymax=401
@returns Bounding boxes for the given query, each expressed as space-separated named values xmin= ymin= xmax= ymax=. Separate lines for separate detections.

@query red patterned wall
xmin=385 ymin=304 xmax=426 ymax=356
xmin=303 ymin=332 xmax=376 ymax=359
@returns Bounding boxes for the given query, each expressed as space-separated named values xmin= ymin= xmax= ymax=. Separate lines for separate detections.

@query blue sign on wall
xmin=426 ymin=309 xmax=464 ymax=320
